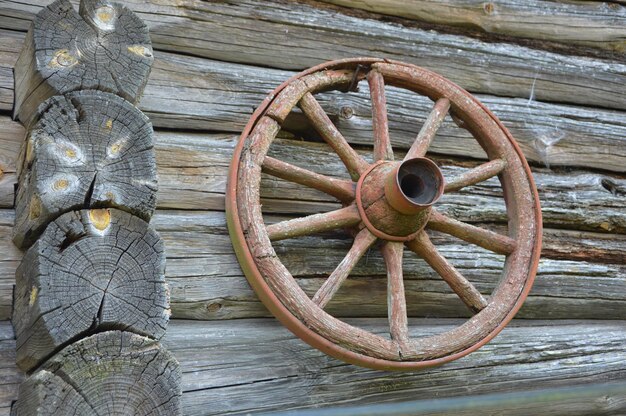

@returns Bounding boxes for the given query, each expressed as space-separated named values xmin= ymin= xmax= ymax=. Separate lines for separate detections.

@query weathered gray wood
xmin=166 ymin=319 xmax=626 ymax=415
xmin=11 ymin=330 xmax=181 ymax=416
xmin=2 ymin=209 xmax=624 ymax=322
xmin=267 ymin=382 xmax=626 ymax=415
xmin=1 ymin=319 xmax=625 ymax=415
xmin=320 ymin=0 xmax=626 ymax=53
xmin=1 ymin=127 xmax=624 ymax=233
xmin=12 ymin=91 xmax=157 ymax=248
xmin=0 ymin=322 xmax=22 ymax=416
xmin=2 ymin=0 xmax=625 ymax=111
xmin=12 ymin=209 xmax=169 ymax=372
xmin=12 ymin=0 xmax=153 ymax=124
xmin=1 ymin=28 xmax=625 ymax=172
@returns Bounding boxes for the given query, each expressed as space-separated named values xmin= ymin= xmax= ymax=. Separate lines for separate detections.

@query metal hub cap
xmin=356 ymin=157 xmax=444 ymax=242
xmin=226 ymin=58 xmax=542 ymax=370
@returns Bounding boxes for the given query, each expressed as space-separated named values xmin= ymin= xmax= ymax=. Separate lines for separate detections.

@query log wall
xmin=0 ymin=0 xmax=624 ymax=414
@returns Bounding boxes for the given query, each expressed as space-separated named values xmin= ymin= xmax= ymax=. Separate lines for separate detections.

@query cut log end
xmin=13 ymin=0 xmax=153 ymax=124
xmin=11 ymin=331 xmax=182 ymax=416
xmin=13 ymin=91 xmax=157 ymax=249
xmin=12 ymin=209 xmax=169 ymax=372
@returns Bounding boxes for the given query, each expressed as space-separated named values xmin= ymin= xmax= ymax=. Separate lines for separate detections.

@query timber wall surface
xmin=0 ymin=0 xmax=625 ymax=414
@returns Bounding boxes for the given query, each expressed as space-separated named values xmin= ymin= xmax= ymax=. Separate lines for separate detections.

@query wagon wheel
xmin=226 ymin=58 xmax=542 ymax=370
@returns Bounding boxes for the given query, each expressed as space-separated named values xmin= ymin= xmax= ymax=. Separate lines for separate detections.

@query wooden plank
xmin=2 ymin=319 xmax=626 ymax=415
xmin=320 ymin=0 xmax=626 ymax=53
xmin=0 ymin=32 xmax=625 ymax=173
xmin=1 ymin=1 xmax=625 ymax=110
xmin=2 ymin=127 xmax=624 ymax=233
xmin=2 ymin=209 xmax=625 ymax=321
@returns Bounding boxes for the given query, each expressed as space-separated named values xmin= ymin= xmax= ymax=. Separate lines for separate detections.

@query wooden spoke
xmin=313 ymin=228 xmax=377 ymax=308
xmin=266 ymin=205 xmax=361 ymax=241
xmin=445 ymin=159 xmax=507 ymax=192
xmin=367 ymin=70 xmax=393 ymax=161
xmin=262 ymin=156 xmax=355 ymax=202
xmin=427 ymin=210 xmax=517 ymax=255
xmin=405 ymin=98 xmax=450 ymax=160
xmin=407 ymin=232 xmax=488 ymax=313
xmin=299 ymin=92 xmax=369 ymax=180
xmin=381 ymin=242 xmax=409 ymax=346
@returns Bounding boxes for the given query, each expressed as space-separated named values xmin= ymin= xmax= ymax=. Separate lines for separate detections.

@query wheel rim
xmin=226 ymin=58 xmax=542 ymax=370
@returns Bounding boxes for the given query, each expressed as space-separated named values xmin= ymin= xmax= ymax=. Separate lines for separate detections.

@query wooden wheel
xmin=226 ymin=58 xmax=542 ymax=370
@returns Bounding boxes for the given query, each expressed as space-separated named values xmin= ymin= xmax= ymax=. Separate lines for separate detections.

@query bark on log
xmin=12 ymin=209 xmax=169 ymax=372
xmin=11 ymin=330 xmax=181 ymax=416
xmin=320 ymin=0 xmax=626 ymax=53
xmin=2 ymin=319 xmax=626 ymax=415
xmin=12 ymin=0 xmax=153 ymax=124
xmin=1 ymin=0 xmax=625 ymax=111
xmin=12 ymin=91 xmax=157 ymax=249
xmin=2 ymin=209 xmax=623 ymax=322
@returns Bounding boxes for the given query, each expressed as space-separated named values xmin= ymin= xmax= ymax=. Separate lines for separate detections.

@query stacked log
xmin=9 ymin=0 xmax=181 ymax=414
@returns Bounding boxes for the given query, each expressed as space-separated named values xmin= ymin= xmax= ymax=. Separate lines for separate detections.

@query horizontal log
xmin=0 ymin=31 xmax=625 ymax=174
xmin=1 ymin=209 xmax=625 ymax=321
xmin=107 ymin=319 xmax=626 ymax=414
xmin=1 ymin=1 xmax=625 ymax=111
xmin=1 ymin=126 xmax=624 ymax=233
xmin=320 ymin=0 xmax=626 ymax=53
xmin=2 ymin=319 xmax=626 ymax=415
xmin=270 ymin=382 xmax=626 ymax=416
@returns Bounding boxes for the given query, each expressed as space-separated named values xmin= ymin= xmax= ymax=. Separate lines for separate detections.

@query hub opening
xmin=397 ymin=159 xmax=443 ymax=206
xmin=400 ymin=174 xmax=425 ymax=200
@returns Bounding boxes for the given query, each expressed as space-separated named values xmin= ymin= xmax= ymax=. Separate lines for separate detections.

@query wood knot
xmin=48 ymin=49 xmax=78 ymax=68
xmin=206 ymin=303 xmax=223 ymax=313
xmin=94 ymin=6 xmax=117 ymax=30
xmin=340 ymin=106 xmax=354 ymax=120
xmin=52 ymin=178 xmax=69 ymax=191
xmin=29 ymin=286 xmax=38 ymax=307
xmin=63 ymin=146 xmax=77 ymax=159
xmin=483 ymin=2 xmax=495 ymax=14
xmin=127 ymin=45 xmax=153 ymax=58
xmin=89 ymin=209 xmax=111 ymax=231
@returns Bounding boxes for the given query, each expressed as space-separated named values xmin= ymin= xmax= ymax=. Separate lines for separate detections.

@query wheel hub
xmin=356 ymin=157 xmax=444 ymax=241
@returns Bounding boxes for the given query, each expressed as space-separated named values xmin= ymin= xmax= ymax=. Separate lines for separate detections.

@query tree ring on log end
xmin=227 ymin=58 xmax=542 ymax=370
xmin=13 ymin=0 xmax=153 ymax=124
xmin=13 ymin=90 xmax=157 ymax=249
xmin=11 ymin=331 xmax=181 ymax=416
xmin=12 ymin=209 xmax=169 ymax=372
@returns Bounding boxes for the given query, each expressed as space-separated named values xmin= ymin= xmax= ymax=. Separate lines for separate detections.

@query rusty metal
xmin=226 ymin=58 xmax=542 ymax=370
